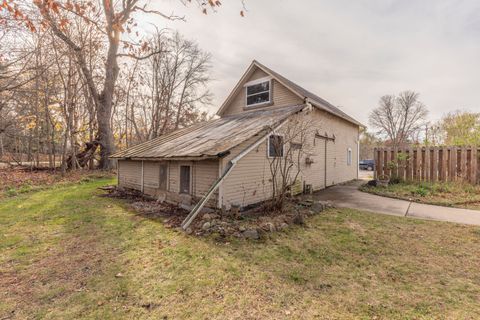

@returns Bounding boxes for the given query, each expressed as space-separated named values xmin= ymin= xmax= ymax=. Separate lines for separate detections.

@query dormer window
xmin=245 ymin=78 xmax=271 ymax=107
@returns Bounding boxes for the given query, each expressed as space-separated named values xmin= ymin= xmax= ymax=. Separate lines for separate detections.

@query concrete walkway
xmin=313 ymin=182 xmax=480 ymax=226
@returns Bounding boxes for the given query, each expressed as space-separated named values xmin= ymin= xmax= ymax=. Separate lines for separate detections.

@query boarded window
xmin=159 ymin=163 xmax=168 ymax=190
xmin=268 ymin=135 xmax=284 ymax=157
xmin=180 ymin=165 xmax=191 ymax=194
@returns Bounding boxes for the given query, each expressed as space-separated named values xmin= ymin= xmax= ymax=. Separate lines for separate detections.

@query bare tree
xmin=369 ymin=91 xmax=428 ymax=148
xmin=267 ymin=115 xmax=314 ymax=211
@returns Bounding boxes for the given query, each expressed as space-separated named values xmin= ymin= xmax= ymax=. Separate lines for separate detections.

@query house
xmin=111 ymin=60 xmax=362 ymax=213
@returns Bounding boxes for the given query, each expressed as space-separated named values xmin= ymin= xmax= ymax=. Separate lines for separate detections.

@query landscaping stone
xmin=311 ymin=202 xmax=324 ymax=212
xmin=261 ymin=222 xmax=276 ymax=232
xmin=202 ymin=222 xmax=211 ymax=230
xmin=278 ymin=222 xmax=289 ymax=230
xmin=317 ymin=200 xmax=335 ymax=209
xmin=202 ymin=213 xmax=219 ymax=220
xmin=293 ymin=214 xmax=305 ymax=225
xmin=242 ymin=229 xmax=259 ymax=240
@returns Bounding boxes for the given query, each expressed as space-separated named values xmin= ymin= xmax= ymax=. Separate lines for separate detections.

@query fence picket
xmin=372 ymin=146 xmax=479 ymax=185
xmin=450 ymin=147 xmax=457 ymax=181
xmin=432 ymin=147 xmax=438 ymax=182
xmin=471 ymin=147 xmax=478 ymax=184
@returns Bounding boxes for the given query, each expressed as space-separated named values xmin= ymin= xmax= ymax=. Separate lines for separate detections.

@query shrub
xmin=412 ymin=186 xmax=429 ymax=197
xmin=5 ymin=187 xmax=18 ymax=197
xmin=389 ymin=177 xmax=402 ymax=185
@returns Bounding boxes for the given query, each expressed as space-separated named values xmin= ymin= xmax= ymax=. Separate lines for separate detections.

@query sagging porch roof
xmin=110 ymin=104 xmax=306 ymax=160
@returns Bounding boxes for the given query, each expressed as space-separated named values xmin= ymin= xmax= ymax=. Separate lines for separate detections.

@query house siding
xmin=221 ymin=68 xmax=303 ymax=117
xmin=118 ymin=159 xmax=219 ymax=207
xmin=220 ymin=108 xmax=359 ymax=209
xmin=118 ymin=159 xmax=142 ymax=189
xmin=221 ymin=135 xmax=273 ymax=208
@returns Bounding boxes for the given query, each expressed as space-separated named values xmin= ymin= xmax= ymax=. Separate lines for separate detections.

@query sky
xmin=149 ymin=0 xmax=480 ymax=126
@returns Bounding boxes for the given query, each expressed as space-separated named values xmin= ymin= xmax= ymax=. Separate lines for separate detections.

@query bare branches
xmin=369 ymin=91 xmax=428 ymax=148
xmin=267 ymin=114 xmax=315 ymax=211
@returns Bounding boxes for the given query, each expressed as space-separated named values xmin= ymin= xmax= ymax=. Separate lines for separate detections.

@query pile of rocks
xmin=187 ymin=199 xmax=335 ymax=239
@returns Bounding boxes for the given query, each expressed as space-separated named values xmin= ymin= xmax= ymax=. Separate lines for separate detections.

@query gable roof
xmin=216 ymin=60 xmax=362 ymax=127
xmin=111 ymin=104 xmax=306 ymax=160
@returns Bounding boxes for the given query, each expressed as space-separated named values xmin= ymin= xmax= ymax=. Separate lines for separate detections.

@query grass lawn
xmin=1 ymin=178 xmax=480 ymax=319
xmin=361 ymin=181 xmax=480 ymax=210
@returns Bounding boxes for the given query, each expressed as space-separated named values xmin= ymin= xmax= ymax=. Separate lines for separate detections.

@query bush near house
xmin=361 ymin=181 xmax=480 ymax=210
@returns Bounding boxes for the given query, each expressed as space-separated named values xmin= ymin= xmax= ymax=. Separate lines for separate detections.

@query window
xmin=179 ymin=165 xmax=191 ymax=194
xmin=268 ymin=135 xmax=284 ymax=157
xmin=159 ymin=163 xmax=168 ymax=190
xmin=246 ymin=80 xmax=271 ymax=107
xmin=347 ymin=148 xmax=352 ymax=166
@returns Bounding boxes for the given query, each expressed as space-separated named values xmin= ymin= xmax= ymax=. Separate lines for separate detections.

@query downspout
xmin=181 ymin=119 xmax=289 ymax=230
xmin=356 ymin=136 xmax=360 ymax=180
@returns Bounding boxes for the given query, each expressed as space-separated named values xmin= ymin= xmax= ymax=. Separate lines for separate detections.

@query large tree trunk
xmin=97 ymin=96 xmax=115 ymax=169
xmin=97 ymin=27 xmax=120 ymax=169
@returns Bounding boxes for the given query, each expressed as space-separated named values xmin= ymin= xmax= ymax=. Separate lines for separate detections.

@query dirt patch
xmin=0 ymin=228 xmax=119 ymax=319
xmin=0 ymin=167 xmax=112 ymax=198
xmin=102 ymin=187 xmax=334 ymax=240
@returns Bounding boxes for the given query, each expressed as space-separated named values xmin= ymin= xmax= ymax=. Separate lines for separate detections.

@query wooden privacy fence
xmin=374 ymin=146 xmax=480 ymax=184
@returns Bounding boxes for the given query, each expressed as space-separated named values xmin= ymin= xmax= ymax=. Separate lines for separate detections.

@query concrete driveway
xmin=313 ymin=181 xmax=480 ymax=226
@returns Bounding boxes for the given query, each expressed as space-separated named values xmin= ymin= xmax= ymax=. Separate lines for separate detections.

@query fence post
xmin=472 ymin=147 xmax=478 ymax=184
xmin=408 ymin=148 xmax=414 ymax=181
xmin=460 ymin=147 xmax=467 ymax=181
xmin=424 ymin=147 xmax=430 ymax=181
xmin=432 ymin=147 xmax=438 ymax=182
xmin=415 ymin=147 xmax=421 ymax=181
xmin=441 ymin=147 xmax=448 ymax=182
xmin=376 ymin=148 xmax=383 ymax=178
xmin=384 ymin=148 xmax=390 ymax=178
xmin=398 ymin=149 xmax=405 ymax=181
xmin=450 ymin=147 xmax=457 ymax=182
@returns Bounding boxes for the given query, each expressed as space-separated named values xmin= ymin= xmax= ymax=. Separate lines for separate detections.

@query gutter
xmin=181 ymin=119 xmax=290 ymax=230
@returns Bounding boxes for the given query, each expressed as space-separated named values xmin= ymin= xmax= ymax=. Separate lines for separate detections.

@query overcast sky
xmin=151 ymin=0 xmax=480 ymax=126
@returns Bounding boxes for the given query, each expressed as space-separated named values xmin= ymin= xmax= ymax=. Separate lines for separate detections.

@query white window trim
xmin=347 ymin=147 xmax=352 ymax=166
xmin=267 ymin=134 xmax=285 ymax=158
xmin=245 ymin=77 xmax=272 ymax=108
xmin=243 ymin=76 xmax=273 ymax=87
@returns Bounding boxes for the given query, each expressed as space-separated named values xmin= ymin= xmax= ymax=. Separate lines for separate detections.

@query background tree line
xmin=0 ymin=0 xmax=218 ymax=171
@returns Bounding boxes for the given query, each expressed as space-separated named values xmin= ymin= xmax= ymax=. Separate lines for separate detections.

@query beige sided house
xmin=111 ymin=60 xmax=362 ymax=213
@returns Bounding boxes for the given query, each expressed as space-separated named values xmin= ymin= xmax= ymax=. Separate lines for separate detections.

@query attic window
xmin=246 ymin=79 xmax=271 ymax=107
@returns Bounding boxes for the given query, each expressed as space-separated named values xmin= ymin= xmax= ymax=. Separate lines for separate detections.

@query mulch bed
xmin=102 ymin=187 xmax=334 ymax=240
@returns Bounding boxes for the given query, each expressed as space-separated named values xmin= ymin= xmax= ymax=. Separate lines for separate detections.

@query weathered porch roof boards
xmin=216 ymin=60 xmax=363 ymax=127
xmin=110 ymin=104 xmax=306 ymax=160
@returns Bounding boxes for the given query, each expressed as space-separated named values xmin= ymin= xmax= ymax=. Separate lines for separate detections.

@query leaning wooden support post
xmin=181 ymin=118 xmax=291 ymax=230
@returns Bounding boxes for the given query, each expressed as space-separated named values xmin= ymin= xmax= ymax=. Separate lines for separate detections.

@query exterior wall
xmin=220 ymin=135 xmax=274 ymax=209
xmin=221 ymin=68 xmax=303 ymax=117
xmin=118 ymin=159 xmax=219 ymax=207
xmin=220 ymin=108 xmax=359 ymax=209
xmin=304 ymin=109 xmax=359 ymax=189
xmin=117 ymin=160 xmax=142 ymax=189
